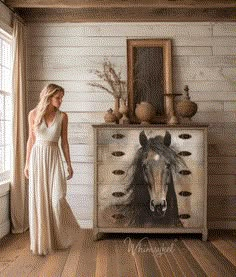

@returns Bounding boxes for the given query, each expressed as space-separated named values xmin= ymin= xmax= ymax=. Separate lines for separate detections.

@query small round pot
xmin=135 ymin=102 xmax=156 ymax=124
xmin=104 ymin=109 xmax=117 ymax=123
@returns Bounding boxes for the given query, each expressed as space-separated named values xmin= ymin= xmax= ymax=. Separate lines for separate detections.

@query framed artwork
xmin=127 ymin=39 xmax=174 ymax=123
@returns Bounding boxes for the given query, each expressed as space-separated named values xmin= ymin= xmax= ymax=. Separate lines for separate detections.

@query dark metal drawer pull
xmin=112 ymin=151 xmax=125 ymax=157
xmin=112 ymin=134 xmax=125 ymax=139
xmin=179 ymin=134 xmax=192 ymax=139
xmin=112 ymin=214 xmax=125 ymax=220
xmin=178 ymin=151 xmax=192 ymax=156
xmin=179 ymin=191 xmax=192 ymax=197
xmin=112 ymin=192 xmax=125 ymax=197
xmin=179 ymin=170 xmax=191 ymax=175
xmin=112 ymin=170 xmax=125 ymax=175
xmin=179 ymin=214 xmax=191 ymax=219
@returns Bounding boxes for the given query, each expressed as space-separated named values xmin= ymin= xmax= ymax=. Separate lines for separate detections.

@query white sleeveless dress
xmin=29 ymin=110 xmax=79 ymax=255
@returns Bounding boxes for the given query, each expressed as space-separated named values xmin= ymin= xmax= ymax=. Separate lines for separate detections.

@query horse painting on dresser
xmin=123 ymin=130 xmax=186 ymax=227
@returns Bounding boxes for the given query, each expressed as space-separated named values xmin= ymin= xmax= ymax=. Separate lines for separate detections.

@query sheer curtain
xmin=10 ymin=17 xmax=28 ymax=233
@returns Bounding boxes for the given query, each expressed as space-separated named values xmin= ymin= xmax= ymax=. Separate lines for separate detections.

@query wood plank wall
xmin=26 ymin=22 xmax=236 ymax=229
xmin=0 ymin=1 xmax=12 ymax=33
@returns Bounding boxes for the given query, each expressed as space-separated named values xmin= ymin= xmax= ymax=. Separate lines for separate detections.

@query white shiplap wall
xmin=0 ymin=1 xmax=12 ymax=34
xmin=26 ymin=22 xmax=236 ymax=229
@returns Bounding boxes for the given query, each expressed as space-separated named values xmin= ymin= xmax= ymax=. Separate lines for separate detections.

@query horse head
xmin=139 ymin=130 xmax=173 ymax=217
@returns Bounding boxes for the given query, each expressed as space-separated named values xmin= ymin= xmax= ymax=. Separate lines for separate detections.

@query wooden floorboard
xmin=183 ymin=239 xmax=236 ymax=276
xmin=173 ymin=240 xmax=207 ymax=276
xmin=167 ymin=239 xmax=199 ymax=277
xmin=113 ymin=236 xmax=138 ymax=276
xmin=61 ymin=229 xmax=86 ymax=276
xmin=211 ymin=239 xmax=236 ymax=267
xmin=76 ymin=229 xmax=97 ymax=276
xmin=106 ymin=240 xmax=120 ymax=277
xmin=0 ymin=232 xmax=29 ymax=275
xmin=148 ymin=238 xmax=177 ymax=277
xmin=132 ymin=238 xmax=161 ymax=277
xmin=0 ymin=230 xmax=235 ymax=277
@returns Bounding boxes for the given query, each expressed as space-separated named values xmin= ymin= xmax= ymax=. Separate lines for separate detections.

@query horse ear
xmin=139 ymin=131 xmax=148 ymax=147
xmin=164 ymin=131 xmax=171 ymax=147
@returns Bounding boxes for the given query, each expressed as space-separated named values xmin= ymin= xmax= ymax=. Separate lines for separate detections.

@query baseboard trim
xmin=208 ymin=221 xmax=236 ymax=229
xmin=78 ymin=220 xmax=93 ymax=229
xmin=0 ymin=220 xmax=10 ymax=239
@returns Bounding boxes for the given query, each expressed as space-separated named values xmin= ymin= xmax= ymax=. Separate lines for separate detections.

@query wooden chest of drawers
xmin=93 ymin=125 xmax=208 ymax=241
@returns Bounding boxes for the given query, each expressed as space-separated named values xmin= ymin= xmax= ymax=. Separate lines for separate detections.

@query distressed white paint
xmin=213 ymin=46 xmax=236 ymax=56
xmin=224 ymin=102 xmax=236 ymax=111
xmin=28 ymin=22 xmax=212 ymax=37
xmin=0 ymin=1 xmax=12 ymax=34
xmin=212 ymin=23 xmax=236 ymax=37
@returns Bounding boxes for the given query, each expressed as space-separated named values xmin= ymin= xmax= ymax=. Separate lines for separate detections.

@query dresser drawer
xmin=97 ymin=184 xmax=133 ymax=207
xmin=97 ymin=143 xmax=204 ymax=165
xmin=97 ymin=144 xmax=140 ymax=163
xmin=97 ymin=129 xmax=205 ymax=164
xmin=97 ymin=204 xmax=152 ymax=228
xmin=97 ymin=163 xmax=135 ymax=184
xmin=98 ymin=205 xmax=131 ymax=228
xmin=97 ymin=129 xmax=204 ymax=145
xmin=97 ymin=129 xmax=138 ymax=145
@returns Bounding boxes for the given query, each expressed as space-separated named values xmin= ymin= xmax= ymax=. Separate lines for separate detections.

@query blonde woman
xmin=24 ymin=83 xmax=80 ymax=255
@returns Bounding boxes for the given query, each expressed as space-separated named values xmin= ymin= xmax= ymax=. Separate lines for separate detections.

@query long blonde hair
xmin=34 ymin=83 xmax=64 ymax=130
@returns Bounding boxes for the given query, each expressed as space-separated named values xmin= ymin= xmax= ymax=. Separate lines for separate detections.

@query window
xmin=0 ymin=29 xmax=12 ymax=182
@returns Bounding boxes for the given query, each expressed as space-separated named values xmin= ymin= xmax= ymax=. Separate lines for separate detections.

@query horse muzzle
xmin=150 ymin=200 xmax=167 ymax=217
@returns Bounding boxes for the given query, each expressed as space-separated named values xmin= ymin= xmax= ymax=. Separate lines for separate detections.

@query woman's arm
xmin=61 ymin=112 xmax=73 ymax=180
xmin=24 ymin=110 xmax=36 ymax=179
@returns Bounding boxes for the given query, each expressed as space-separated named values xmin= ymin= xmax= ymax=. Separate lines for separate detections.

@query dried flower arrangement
xmin=88 ymin=59 xmax=127 ymax=101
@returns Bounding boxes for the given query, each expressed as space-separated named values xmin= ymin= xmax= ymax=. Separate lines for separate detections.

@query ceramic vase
xmin=175 ymin=85 xmax=198 ymax=122
xmin=119 ymin=99 xmax=130 ymax=124
xmin=113 ymin=97 xmax=122 ymax=124
xmin=135 ymin=102 xmax=156 ymax=124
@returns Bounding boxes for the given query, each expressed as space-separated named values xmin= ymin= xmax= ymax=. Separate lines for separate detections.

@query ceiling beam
xmin=16 ymin=7 xmax=236 ymax=22
xmin=5 ymin=0 xmax=236 ymax=9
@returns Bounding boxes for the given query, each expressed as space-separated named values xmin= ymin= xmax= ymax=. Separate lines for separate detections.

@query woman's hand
xmin=24 ymin=166 xmax=29 ymax=179
xmin=67 ymin=165 xmax=73 ymax=180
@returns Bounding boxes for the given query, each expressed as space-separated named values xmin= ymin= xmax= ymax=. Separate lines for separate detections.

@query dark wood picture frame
xmin=127 ymin=39 xmax=174 ymax=124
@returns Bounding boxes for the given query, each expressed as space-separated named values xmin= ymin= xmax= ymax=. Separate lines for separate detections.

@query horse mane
xmin=148 ymin=135 xmax=186 ymax=171
xmin=119 ymin=148 xmax=150 ymax=226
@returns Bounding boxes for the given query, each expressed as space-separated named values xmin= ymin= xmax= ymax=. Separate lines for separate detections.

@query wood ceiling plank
xmin=5 ymin=0 xmax=236 ymax=9
xmin=16 ymin=7 xmax=236 ymax=22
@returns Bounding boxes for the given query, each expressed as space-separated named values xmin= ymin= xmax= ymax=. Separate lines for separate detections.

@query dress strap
xmin=58 ymin=110 xmax=64 ymax=129
xmin=59 ymin=111 xmax=64 ymax=122
xmin=60 ymin=111 xmax=64 ymax=120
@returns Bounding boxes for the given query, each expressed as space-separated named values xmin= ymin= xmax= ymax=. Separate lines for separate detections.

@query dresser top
xmin=92 ymin=123 xmax=208 ymax=129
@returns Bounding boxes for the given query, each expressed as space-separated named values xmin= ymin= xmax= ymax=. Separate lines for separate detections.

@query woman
xmin=24 ymin=83 xmax=80 ymax=255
